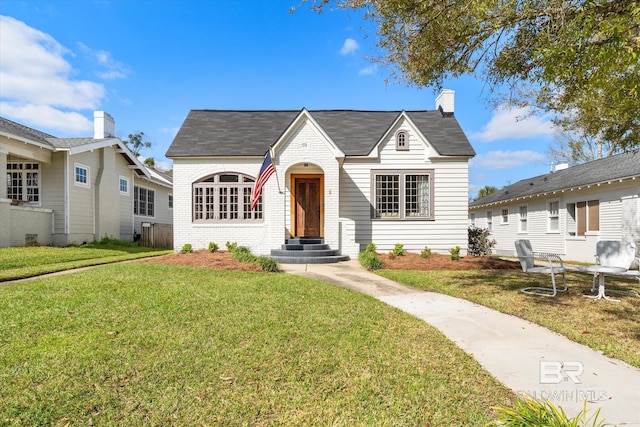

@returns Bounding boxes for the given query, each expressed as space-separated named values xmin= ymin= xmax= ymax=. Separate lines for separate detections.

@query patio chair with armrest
xmin=515 ymin=239 xmax=567 ymax=297
xmin=592 ymin=240 xmax=640 ymax=296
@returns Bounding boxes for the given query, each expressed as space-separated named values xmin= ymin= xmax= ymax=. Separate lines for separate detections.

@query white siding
xmin=340 ymin=117 xmax=471 ymax=254
xmin=471 ymin=180 xmax=640 ymax=263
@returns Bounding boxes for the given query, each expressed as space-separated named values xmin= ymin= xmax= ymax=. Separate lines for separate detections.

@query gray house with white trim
xmin=0 ymin=112 xmax=173 ymax=247
xmin=469 ymin=151 xmax=640 ymax=263
xmin=167 ymin=90 xmax=476 ymax=260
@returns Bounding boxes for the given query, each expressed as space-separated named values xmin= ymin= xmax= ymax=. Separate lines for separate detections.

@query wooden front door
xmin=292 ymin=175 xmax=323 ymax=237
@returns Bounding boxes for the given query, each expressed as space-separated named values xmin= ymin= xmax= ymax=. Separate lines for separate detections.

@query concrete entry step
xmin=271 ymin=237 xmax=349 ymax=264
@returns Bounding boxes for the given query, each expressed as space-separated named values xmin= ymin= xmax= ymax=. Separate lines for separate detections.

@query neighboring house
xmin=167 ymin=90 xmax=476 ymax=258
xmin=469 ymin=151 xmax=640 ymax=263
xmin=134 ymin=165 xmax=173 ymax=239
xmin=0 ymin=112 xmax=172 ymax=247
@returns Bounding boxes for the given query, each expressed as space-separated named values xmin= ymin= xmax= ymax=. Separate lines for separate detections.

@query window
xmin=548 ymin=201 xmax=559 ymax=232
xmin=372 ymin=170 xmax=433 ymax=220
xmin=134 ymin=186 xmax=155 ymax=217
xmin=396 ymin=131 xmax=408 ymax=150
xmin=470 ymin=213 xmax=476 ymax=226
xmin=519 ymin=205 xmax=528 ymax=232
xmin=119 ymin=176 xmax=129 ymax=195
xmin=7 ymin=162 xmax=40 ymax=204
xmin=501 ymin=208 xmax=509 ymax=224
xmin=567 ymin=200 xmax=599 ymax=236
xmin=169 ymin=194 xmax=173 ymax=209
xmin=192 ymin=173 xmax=262 ymax=222
xmin=486 ymin=211 xmax=493 ymax=231
xmin=74 ymin=163 xmax=90 ymax=188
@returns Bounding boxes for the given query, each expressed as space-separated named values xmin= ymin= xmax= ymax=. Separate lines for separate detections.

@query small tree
xmin=468 ymin=226 xmax=496 ymax=257
xmin=123 ymin=131 xmax=152 ymax=158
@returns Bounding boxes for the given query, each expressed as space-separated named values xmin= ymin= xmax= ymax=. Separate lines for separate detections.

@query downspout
xmin=64 ymin=154 xmax=69 ymax=236
xmin=94 ymin=148 xmax=105 ymax=240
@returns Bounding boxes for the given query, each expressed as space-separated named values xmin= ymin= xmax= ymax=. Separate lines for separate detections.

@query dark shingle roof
xmin=470 ymin=151 xmax=640 ymax=208
xmin=166 ymin=109 xmax=475 ymax=158
xmin=0 ymin=116 xmax=55 ymax=146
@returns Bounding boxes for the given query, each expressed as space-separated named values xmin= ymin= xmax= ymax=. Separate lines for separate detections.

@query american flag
xmin=251 ymin=150 xmax=275 ymax=210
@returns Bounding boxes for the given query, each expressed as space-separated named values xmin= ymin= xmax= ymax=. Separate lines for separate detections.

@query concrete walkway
xmin=281 ymin=260 xmax=640 ymax=426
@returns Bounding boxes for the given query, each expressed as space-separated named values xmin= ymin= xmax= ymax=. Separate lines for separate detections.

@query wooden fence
xmin=140 ymin=223 xmax=173 ymax=249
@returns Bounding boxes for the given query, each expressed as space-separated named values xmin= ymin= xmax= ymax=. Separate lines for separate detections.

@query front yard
xmin=0 ymin=262 xmax=513 ymax=425
xmin=0 ymin=240 xmax=171 ymax=281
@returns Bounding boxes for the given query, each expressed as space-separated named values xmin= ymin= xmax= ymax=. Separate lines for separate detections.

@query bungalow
xmin=167 ymin=90 xmax=476 ymax=261
xmin=469 ymin=151 xmax=640 ymax=263
xmin=0 ymin=112 xmax=173 ymax=247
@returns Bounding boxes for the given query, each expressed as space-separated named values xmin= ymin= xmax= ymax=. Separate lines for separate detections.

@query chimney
xmin=435 ymin=89 xmax=455 ymax=116
xmin=94 ymin=111 xmax=115 ymax=139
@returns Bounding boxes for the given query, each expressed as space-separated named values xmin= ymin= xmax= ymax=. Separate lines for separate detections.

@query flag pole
xmin=270 ymin=145 xmax=283 ymax=194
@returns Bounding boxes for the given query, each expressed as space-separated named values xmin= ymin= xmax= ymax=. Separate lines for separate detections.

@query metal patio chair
xmin=515 ymin=239 xmax=567 ymax=297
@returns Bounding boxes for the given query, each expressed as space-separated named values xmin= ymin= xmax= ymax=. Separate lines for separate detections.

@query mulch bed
xmin=145 ymin=250 xmax=521 ymax=271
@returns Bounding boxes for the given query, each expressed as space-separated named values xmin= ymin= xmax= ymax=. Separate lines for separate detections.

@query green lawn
xmin=0 ymin=263 xmax=513 ymax=426
xmin=0 ymin=241 xmax=170 ymax=281
xmin=376 ymin=268 xmax=640 ymax=368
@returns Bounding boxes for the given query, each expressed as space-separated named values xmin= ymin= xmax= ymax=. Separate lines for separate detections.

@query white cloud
xmin=358 ymin=65 xmax=376 ymax=76
xmin=0 ymin=102 xmax=93 ymax=134
xmin=471 ymin=106 xmax=555 ymax=142
xmin=339 ymin=38 xmax=359 ymax=56
xmin=0 ymin=15 xmax=110 ymax=133
xmin=77 ymin=42 xmax=130 ymax=80
xmin=470 ymin=150 xmax=546 ymax=170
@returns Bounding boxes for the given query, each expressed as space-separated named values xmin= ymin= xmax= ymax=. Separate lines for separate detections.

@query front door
xmin=292 ymin=175 xmax=323 ymax=237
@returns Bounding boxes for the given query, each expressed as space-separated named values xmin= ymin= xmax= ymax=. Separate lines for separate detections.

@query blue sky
xmin=0 ymin=0 xmax=557 ymax=197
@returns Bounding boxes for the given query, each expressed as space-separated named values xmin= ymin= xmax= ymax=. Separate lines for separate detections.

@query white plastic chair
xmin=592 ymin=240 xmax=639 ymax=296
xmin=515 ymin=239 xmax=567 ymax=297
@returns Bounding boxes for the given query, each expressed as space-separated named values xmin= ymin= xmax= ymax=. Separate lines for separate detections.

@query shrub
xmin=231 ymin=246 xmax=256 ymax=263
xmin=392 ymin=243 xmax=404 ymax=257
xmin=467 ymin=225 xmax=496 ymax=256
xmin=449 ymin=246 xmax=460 ymax=261
xmin=359 ymin=250 xmax=383 ymax=271
xmin=365 ymin=242 xmax=377 ymax=253
xmin=488 ymin=397 xmax=605 ymax=426
xmin=225 ymin=241 xmax=238 ymax=252
xmin=420 ymin=247 xmax=432 ymax=259
xmin=256 ymin=256 xmax=280 ymax=272
xmin=208 ymin=242 xmax=219 ymax=252
xmin=180 ymin=244 xmax=193 ymax=254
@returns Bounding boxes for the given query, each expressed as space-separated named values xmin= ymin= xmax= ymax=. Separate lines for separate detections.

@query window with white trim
xmin=548 ymin=201 xmax=559 ymax=232
xmin=169 ymin=194 xmax=173 ymax=209
xmin=119 ymin=176 xmax=129 ymax=195
xmin=372 ymin=170 xmax=433 ymax=220
xmin=486 ymin=211 xmax=493 ymax=231
xmin=74 ymin=163 xmax=90 ymax=188
xmin=518 ymin=205 xmax=528 ymax=232
xmin=470 ymin=213 xmax=476 ymax=226
xmin=396 ymin=131 xmax=408 ymax=150
xmin=501 ymin=208 xmax=509 ymax=224
xmin=134 ymin=186 xmax=155 ymax=217
xmin=192 ymin=173 xmax=262 ymax=222
xmin=7 ymin=162 xmax=40 ymax=204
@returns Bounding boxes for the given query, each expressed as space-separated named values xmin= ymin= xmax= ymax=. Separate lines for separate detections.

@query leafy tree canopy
xmin=123 ymin=131 xmax=152 ymax=158
xmin=474 ymin=185 xmax=498 ymax=201
xmin=310 ymin=0 xmax=640 ymax=150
